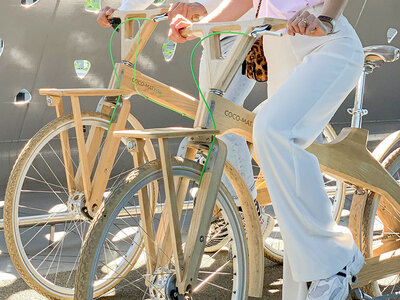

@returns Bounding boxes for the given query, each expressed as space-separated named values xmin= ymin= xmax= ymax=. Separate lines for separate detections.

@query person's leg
xmin=253 ymin=11 xmax=364 ymax=289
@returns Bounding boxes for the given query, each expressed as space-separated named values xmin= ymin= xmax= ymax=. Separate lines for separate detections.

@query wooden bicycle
xmin=1 ymin=7 xmax=277 ymax=299
xmin=1 ymin=7 xmax=347 ymax=300
xmin=69 ymin=8 xmax=400 ymax=300
xmin=3 ymin=7 xmax=399 ymax=300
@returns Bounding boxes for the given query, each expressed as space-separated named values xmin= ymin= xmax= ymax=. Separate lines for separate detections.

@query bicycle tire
xmin=361 ymin=146 xmax=400 ymax=296
xmin=74 ymin=158 xmax=249 ymax=300
xmin=4 ymin=112 xmax=156 ymax=299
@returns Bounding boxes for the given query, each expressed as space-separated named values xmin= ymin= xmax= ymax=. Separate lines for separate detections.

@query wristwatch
xmin=318 ymin=15 xmax=336 ymax=34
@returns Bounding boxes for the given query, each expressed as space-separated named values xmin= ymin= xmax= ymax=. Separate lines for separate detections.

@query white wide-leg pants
xmin=178 ymin=36 xmax=257 ymax=202
xmin=253 ymin=5 xmax=364 ymax=298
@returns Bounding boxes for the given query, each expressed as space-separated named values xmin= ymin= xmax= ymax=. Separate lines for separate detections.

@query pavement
xmin=0 ymin=246 xmax=284 ymax=300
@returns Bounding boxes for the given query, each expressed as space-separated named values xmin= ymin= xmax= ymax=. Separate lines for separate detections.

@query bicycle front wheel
xmin=74 ymin=158 xmax=248 ymax=300
xmin=4 ymin=112 xmax=156 ymax=299
xmin=362 ymin=147 xmax=400 ymax=296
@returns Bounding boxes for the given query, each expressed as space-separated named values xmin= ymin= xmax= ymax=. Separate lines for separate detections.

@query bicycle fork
xmin=121 ymin=130 xmax=227 ymax=297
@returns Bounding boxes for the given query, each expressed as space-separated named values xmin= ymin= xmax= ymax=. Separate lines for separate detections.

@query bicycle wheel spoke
xmin=194 ymin=260 xmax=232 ymax=293
xmin=31 ymin=164 xmax=67 ymax=206
xmin=39 ymin=152 xmax=69 ymax=197
xmin=47 ymin=141 xmax=77 ymax=185
xmin=25 ymin=176 xmax=67 ymax=191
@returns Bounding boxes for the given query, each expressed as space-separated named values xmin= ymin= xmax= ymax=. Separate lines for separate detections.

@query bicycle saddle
xmin=363 ymin=45 xmax=400 ymax=63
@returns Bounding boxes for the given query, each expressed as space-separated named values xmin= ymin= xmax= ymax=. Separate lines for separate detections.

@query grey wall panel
xmin=334 ymin=0 xmax=400 ymax=124
xmin=0 ymin=0 xmax=399 ymax=191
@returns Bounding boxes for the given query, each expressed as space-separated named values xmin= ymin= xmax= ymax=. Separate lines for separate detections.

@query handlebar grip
xmin=109 ymin=18 xmax=121 ymax=31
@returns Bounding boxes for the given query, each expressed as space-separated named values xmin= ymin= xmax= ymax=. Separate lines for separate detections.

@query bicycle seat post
xmin=349 ymin=66 xmax=368 ymax=128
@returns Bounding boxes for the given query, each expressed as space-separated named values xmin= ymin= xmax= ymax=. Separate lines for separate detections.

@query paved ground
xmin=0 ymin=250 xmax=284 ymax=299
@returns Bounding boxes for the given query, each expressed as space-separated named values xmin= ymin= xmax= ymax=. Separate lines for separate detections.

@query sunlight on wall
xmin=9 ymin=47 xmax=34 ymax=70
xmin=84 ymin=74 xmax=105 ymax=88
xmin=68 ymin=31 xmax=96 ymax=51
xmin=137 ymin=53 xmax=156 ymax=72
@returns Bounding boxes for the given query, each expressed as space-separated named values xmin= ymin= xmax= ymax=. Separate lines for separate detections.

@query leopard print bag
xmin=241 ymin=0 xmax=268 ymax=82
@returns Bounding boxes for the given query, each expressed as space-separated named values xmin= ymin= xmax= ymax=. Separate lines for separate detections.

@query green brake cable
xmin=109 ymin=18 xmax=248 ymax=185
xmin=189 ymin=31 xmax=248 ymax=184
xmin=108 ymin=17 xmax=194 ymax=131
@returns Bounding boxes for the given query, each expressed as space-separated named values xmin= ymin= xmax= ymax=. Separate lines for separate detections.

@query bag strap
xmin=255 ymin=0 xmax=263 ymax=18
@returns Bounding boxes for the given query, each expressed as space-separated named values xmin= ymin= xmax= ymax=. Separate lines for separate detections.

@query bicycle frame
xmin=112 ymin=9 xmax=400 ymax=293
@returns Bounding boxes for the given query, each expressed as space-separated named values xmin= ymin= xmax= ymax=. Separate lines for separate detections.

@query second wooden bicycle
xmin=71 ymin=9 xmax=400 ymax=300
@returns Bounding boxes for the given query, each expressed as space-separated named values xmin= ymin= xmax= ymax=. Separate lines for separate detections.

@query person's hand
xmin=288 ymin=10 xmax=331 ymax=36
xmin=168 ymin=14 xmax=193 ymax=43
xmin=168 ymin=2 xmax=207 ymax=23
xmin=97 ymin=6 xmax=116 ymax=28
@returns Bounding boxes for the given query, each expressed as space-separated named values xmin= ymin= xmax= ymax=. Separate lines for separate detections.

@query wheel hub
xmin=149 ymin=268 xmax=190 ymax=300
xmin=67 ymin=191 xmax=91 ymax=220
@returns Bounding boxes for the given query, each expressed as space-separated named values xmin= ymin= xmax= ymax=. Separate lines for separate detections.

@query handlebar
xmin=108 ymin=9 xmax=287 ymax=40
xmin=180 ymin=21 xmax=287 ymax=40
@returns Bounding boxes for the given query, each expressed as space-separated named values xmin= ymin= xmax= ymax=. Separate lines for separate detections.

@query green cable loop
xmin=108 ymin=17 xmax=194 ymax=131
xmin=189 ymin=31 xmax=249 ymax=184
xmin=109 ymin=17 xmax=248 ymax=185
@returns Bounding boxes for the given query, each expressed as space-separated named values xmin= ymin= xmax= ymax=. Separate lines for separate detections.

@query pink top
xmin=255 ymin=0 xmax=324 ymax=19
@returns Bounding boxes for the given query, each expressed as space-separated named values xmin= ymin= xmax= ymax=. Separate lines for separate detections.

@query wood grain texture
xmin=88 ymin=100 xmax=131 ymax=212
xmin=133 ymin=139 xmax=157 ymax=274
xmin=39 ymin=88 xmax=131 ymax=97
xmin=179 ymin=139 xmax=228 ymax=293
xmin=224 ymin=160 xmax=264 ymax=298
xmin=354 ymin=250 xmax=400 ymax=288
xmin=159 ymin=138 xmax=185 ymax=284
xmin=53 ymin=96 xmax=76 ymax=194
xmin=70 ymin=96 xmax=92 ymax=200
xmin=348 ymin=192 xmax=368 ymax=249
xmin=118 ymin=64 xmax=199 ymax=118
xmin=307 ymin=128 xmax=400 ymax=213
xmin=114 ymin=127 xmax=219 ymax=139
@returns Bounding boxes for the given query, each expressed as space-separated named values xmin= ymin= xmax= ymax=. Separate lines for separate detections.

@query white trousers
xmin=253 ymin=5 xmax=364 ymax=299
xmin=178 ymin=36 xmax=257 ymax=202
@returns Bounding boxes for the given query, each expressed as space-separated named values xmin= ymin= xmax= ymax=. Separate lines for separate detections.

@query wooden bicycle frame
xmin=112 ymin=9 xmax=400 ymax=294
xmin=38 ymin=7 xmax=400 ymax=297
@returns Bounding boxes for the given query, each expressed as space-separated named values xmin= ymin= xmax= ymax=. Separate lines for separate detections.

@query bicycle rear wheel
xmin=362 ymin=147 xmax=400 ymax=296
xmin=74 ymin=158 xmax=248 ymax=300
xmin=3 ymin=112 xmax=156 ymax=299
